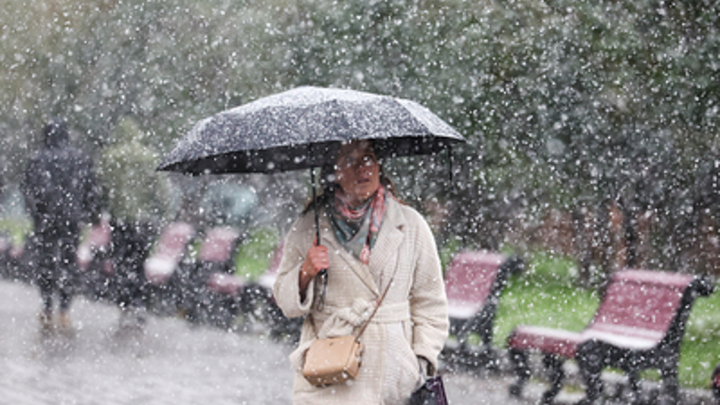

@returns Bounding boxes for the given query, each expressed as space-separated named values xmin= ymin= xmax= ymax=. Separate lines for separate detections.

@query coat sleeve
xmin=408 ymin=214 xmax=449 ymax=374
xmin=272 ymin=215 xmax=316 ymax=319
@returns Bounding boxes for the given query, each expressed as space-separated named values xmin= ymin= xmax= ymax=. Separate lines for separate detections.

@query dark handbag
xmin=410 ymin=375 xmax=447 ymax=405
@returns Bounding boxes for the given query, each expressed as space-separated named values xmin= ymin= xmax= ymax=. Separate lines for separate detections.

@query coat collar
xmin=319 ymin=196 xmax=407 ymax=296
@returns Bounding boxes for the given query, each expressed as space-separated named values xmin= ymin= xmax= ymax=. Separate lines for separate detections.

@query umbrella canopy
xmin=158 ymin=86 xmax=465 ymax=175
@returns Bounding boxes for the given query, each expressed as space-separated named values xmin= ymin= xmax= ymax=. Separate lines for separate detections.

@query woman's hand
xmin=299 ymin=244 xmax=329 ymax=299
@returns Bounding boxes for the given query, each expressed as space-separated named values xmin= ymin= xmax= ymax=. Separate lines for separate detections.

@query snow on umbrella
xmin=157 ymin=86 xmax=465 ymax=175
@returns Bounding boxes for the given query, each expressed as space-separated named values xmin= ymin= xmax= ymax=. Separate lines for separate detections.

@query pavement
xmin=0 ymin=278 xmax=715 ymax=405
xmin=0 ymin=279 xmax=530 ymax=405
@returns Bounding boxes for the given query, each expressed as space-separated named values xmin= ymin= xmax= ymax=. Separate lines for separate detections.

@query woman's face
xmin=335 ymin=141 xmax=380 ymax=207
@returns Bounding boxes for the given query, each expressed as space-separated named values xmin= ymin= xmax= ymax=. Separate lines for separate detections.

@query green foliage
xmin=0 ymin=218 xmax=32 ymax=246
xmin=291 ymin=0 xmax=720 ymax=260
xmin=1 ymin=0 xmax=297 ymax=180
xmin=234 ymin=227 xmax=280 ymax=280
xmin=494 ymin=279 xmax=598 ymax=343
xmin=493 ymin=251 xmax=598 ymax=347
xmin=98 ymin=117 xmax=173 ymax=222
xmin=522 ymin=250 xmax=579 ymax=284
xmin=679 ymin=288 xmax=720 ymax=388
xmin=3 ymin=0 xmax=720 ymax=270
xmin=438 ymin=234 xmax=462 ymax=271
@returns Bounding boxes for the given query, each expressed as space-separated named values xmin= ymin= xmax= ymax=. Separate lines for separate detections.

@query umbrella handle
xmin=311 ymin=167 xmax=328 ymax=310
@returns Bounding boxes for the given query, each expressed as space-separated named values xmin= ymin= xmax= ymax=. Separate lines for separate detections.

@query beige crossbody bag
xmin=302 ymin=276 xmax=394 ymax=387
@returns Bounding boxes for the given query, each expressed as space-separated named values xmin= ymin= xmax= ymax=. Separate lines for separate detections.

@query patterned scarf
xmin=330 ymin=184 xmax=387 ymax=265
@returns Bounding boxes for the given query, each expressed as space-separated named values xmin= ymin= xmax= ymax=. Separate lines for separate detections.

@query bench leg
xmin=541 ymin=354 xmax=565 ymax=405
xmin=660 ymin=364 xmax=679 ymax=404
xmin=454 ymin=314 xmax=500 ymax=372
xmin=627 ymin=369 xmax=641 ymax=405
xmin=577 ymin=346 xmax=604 ymax=404
xmin=465 ymin=345 xmax=499 ymax=373
xmin=508 ymin=348 xmax=531 ymax=397
xmin=483 ymin=346 xmax=500 ymax=373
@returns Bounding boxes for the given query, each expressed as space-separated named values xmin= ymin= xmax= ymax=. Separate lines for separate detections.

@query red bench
xmin=75 ymin=219 xmax=116 ymax=300
xmin=507 ymin=268 xmax=713 ymax=404
xmin=77 ymin=219 xmax=113 ymax=273
xmin=200 ymin=226 xmax=245 ymax=296
xmin=443 ymin=251 xmax=523 ymax=370
xmin=172 ymin=226 xmax=247 ymax=328
xmin=143 ymin=222 xmax=195 ymax=285
xmin=199 ymin=227 xmax=241 ymax=265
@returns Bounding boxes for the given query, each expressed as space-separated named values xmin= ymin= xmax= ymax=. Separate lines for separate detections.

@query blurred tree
xmin=98 ymin=117 xmax=174 ymax=225
xmin=289 ymin=0 xmax=720 ymax=277
xmin=0 ymin=0 xmax=297 ymax=178
xmin=2 ymin=0 xmax=720 ymax=278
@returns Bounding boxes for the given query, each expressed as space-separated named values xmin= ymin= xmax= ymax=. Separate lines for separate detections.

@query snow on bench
xmin=507 ymin=268 xmax=713 ymax=404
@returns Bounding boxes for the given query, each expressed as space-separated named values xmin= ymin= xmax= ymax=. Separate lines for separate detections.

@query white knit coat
xmin=273 ymin=197 xmax=449 ymax=405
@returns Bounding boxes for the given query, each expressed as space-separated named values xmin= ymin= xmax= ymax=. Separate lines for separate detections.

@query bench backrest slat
xmin=590 ymin=269 xmax=693 ymax=336
xmin=445 ymin=251 xmax=507 ymax=308
xmin=87 ymin=219 xmax=112 ymax=248
xmin=154 ymin=222 xmax=195 ymax=261
xmin=199 ymin=227 xmax=241 ymax=263
xmin=143 ymin=222 xmax=195 ymax=284
xmin=77 ymin=219 xmax=112 ymax=270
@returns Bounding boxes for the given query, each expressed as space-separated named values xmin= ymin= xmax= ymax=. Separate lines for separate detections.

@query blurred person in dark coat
xmin=21 ymin=118 xmax=101 ymax=333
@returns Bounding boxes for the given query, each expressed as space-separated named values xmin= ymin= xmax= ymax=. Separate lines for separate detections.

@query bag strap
xmin=308 ymin=262 xmax=398 ymax=340
xmin=353 ymin=272 xmax=395 ymax=340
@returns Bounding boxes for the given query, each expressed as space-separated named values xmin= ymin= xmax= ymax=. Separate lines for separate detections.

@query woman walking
xmin=273 ymin=140 xmax=448 ymax=404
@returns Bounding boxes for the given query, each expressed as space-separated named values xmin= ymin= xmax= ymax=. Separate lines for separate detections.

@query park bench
xmin=507 ymin=268 xmax=713 ymax=404
xmin=76 ymin=219 xmax=114 ymax=299
xmin=191 ymin=226 xmax=247 ymax=327
xmin=77 ymin=219 xmax=113 ymax=272
xmin=142 ymin=222 xmax=195 ymax=315
xmin=143 ymin=222 xmax=195 ymax=285
xmin=199 ymin=226 xmax=243 ymax=282
xmin=442 ymin=251 xmax=523 ymax=370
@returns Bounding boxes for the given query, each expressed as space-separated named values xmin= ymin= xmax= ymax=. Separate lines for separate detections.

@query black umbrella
xmin=158 ymin=86 xmax=465 ymax=305
xmin=158 ymin=86 xmax=465 ymax=175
